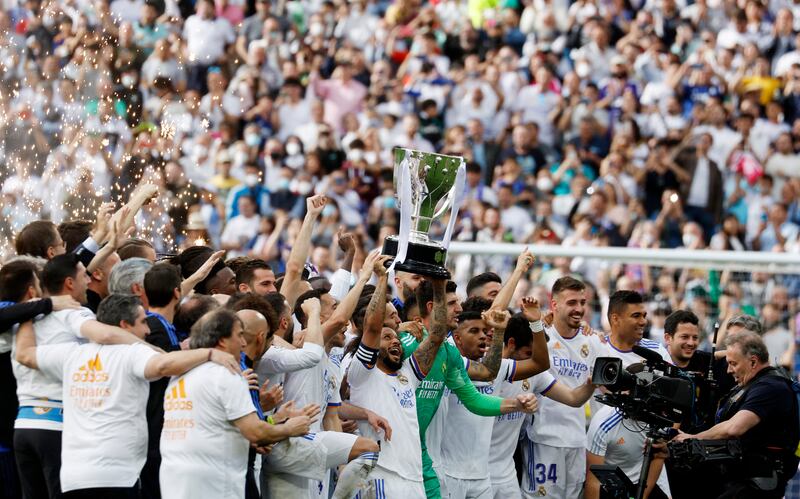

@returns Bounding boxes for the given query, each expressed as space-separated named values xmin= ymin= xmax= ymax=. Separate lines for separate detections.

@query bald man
xmin=238 ymin=309 xmax=274 ymax=366
xmin=237 ymin=309 xmax=277 ymax=499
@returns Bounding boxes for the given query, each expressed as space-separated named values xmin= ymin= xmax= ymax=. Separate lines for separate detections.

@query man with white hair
xmin=108 ymin=257 xmax=153 ymax=307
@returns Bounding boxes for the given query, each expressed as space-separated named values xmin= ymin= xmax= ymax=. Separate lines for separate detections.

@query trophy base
xmin=381 ymin=235 xmax=451 ymax=280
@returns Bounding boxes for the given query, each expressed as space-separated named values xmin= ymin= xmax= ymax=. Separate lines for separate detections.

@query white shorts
xmin=491 ymin=476 xmax=522 ymax=499
xmin=354 ymin=467 xmax=426 ymax=499
xmin=443 ymin=474 xmax=493 ymax=499
xmin=521 ymin=440 xmax=585 ymax=499
xmin=263 ymin=431 xmax=358 ymax=498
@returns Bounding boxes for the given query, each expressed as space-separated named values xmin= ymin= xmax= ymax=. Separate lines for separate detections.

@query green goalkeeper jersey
xmin=399 ymin=331 xmax=503 ymax=437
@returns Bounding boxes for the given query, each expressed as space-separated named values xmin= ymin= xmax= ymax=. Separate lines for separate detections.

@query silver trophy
xmin=381 ymin=148 xmax=465 ymax=279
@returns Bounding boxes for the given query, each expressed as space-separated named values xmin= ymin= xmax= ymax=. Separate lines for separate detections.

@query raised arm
xmin=181 ymin=250 xmax=225 ymax=298
xmin=86 ymin=216 xmax=126 ymax=274
xmin=411 ymin=277 xmax=448 ymax=377
xmin=511 ymin=296 xmax=550 ymax=380
xmin=280 ymin=195 xmax=327 ymax=309
xmin=299 ymin=297 xmax=323 ymax=347
xmin=360 ymin=255 xmax=392 ymax=350
xmin=114 ymin=184 xmax=159 ymax=234
xmin=490 ymin=249 xmax=535 ymax=311
xmin=465 ymin=309 xmax=509 ymax=382
xmin=321 ymin=250 xmax=378 ymax=343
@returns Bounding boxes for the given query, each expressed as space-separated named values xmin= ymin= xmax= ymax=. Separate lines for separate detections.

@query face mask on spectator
xmin=536 ymin=177 xmax=554 ymax=192
xmin=309 ymin=22 xmax=324 ymax=36
xmin=245 ymin=133 xmax=261 ymax=147
xmin=286 ymin=142 xmax=301 ymax=156
xmin=349 ymin=149 xmax=364 ymax=162
xmin=245 ymin=174 xmax=259 ymax=187
xmin=683 ymin=233 xmax=697 ymax=248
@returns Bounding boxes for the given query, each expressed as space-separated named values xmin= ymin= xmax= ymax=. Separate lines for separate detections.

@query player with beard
xmin=392 ymin=271 xmax=424 ymax=317
xmin=490 ymin=309 xmax=599 ymax=498
xmin=270 ymin=252 xmax=382 ymax=499
xmin=348 ymin=258 xmax=482 ymax=496
xmin=522 ymin=276 xmax=600 ymax=498
xmin=441 ymin=298 xmax=597 ymax=499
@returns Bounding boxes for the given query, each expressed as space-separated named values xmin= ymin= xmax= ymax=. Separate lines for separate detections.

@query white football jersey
xmin=586 ymin=405 xmax=671 ymax=496
xmin=13 ymin=308 xmax=94 ymax=429
xmin=256 ymin=343 xmax=324 ymax=393
xmin=488 ymin=365 xmax=556 ymax=484
xmin=590 ymin=336 xmax=672 ymax=368
xmin=347 ymin=354 xmax=423 ymax=483
xmin=441 ymin=358 xmax=516 ymax=480
xmin=527 ymin=326 xmax=597 ymax=448
xmin=160 ymin=362 xmax=256 ymax=499
xmin=587 ymin=335 xmax=672 ymax=417
xmin=36 ymin=342 xmax=157 ymax=491
xmin=282 ymin=351 xmax=337 ymax=432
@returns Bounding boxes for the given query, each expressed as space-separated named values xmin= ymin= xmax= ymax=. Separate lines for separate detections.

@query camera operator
xmin=673 ymin=331 xmax=800 ymax=498
xmin=662 ymin=310 xmax=736 ymax=498
xmin=663 ymin=310 xmax=736 ymax=433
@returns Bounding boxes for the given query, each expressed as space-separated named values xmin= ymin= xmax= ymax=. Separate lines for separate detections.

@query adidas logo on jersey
xmin=164 ymin=379 xmax=193 ymax=410
xmin=72 ymin=354 xmax=109 ymax=383
xmin=552 ymin=341 xmax=563 ymax=349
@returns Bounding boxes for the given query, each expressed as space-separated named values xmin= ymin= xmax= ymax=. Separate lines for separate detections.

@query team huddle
xmin=0 ymin=193 xmax=778 ymax=499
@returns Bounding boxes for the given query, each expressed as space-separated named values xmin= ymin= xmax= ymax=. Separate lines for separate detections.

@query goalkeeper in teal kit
xmin=399 ymin=250 xmax=547 ymax=498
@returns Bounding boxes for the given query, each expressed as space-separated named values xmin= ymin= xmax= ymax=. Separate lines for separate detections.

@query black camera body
xmin=591 ymin=354 xmax=695 ymax=428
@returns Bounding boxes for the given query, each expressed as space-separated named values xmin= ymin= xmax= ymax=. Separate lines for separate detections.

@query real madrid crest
xmin=397 ymin=373 xmax=409 ymax=385
xmin=522 ymin=379 xmax=531 ymax=391
xmin=580 ymin=344 xmax=589 ymax=358
xmin=537 ymin=485 xmax=547 ymax=496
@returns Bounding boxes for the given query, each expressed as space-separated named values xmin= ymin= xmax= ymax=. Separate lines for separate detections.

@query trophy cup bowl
xmin=381 ymin=148 xmax=464 ymax=279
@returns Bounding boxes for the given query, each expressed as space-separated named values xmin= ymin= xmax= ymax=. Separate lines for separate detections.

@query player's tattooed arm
xmin=361 ymin=254 xmax=392 ymax=350
xmin=412 ymin=277 xmax=448 ymax=376
xmin=466 ymin=309 xmax=509 ymax=382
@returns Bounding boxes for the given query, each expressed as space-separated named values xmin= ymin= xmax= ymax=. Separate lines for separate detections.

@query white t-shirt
xmin=527 ymin=326 xmax=598 ymax=448
xmin=220 ymin=214 xmax=261 ymax=257
xmin=490 ymin=369 xmax=556 ymax=484
xmin=13 ymin=308 xmax=95 ymax=429
xmin=347 ymin=351 xmax=423 ymax=483
xmin=586 ymin=405 xmax=671 ymax=495
xmin=160 ymin=363 xmax=255 ymax=499
xmin=182 ymin=15 xmax=236 ymax=63
xmin=36 ymin=342 xmax=157 ymax=491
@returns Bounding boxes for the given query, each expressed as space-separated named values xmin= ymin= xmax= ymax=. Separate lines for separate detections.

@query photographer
xmin=673 ymin=331 xmax=800 ymax=498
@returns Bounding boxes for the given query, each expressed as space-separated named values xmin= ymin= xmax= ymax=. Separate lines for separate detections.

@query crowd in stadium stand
xmin=0 ymin=0 xmax=800 ymax=497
